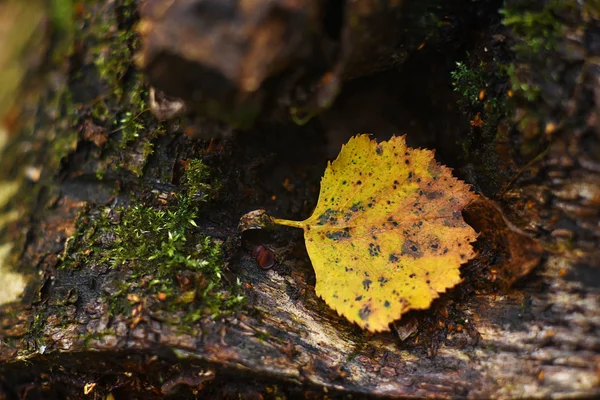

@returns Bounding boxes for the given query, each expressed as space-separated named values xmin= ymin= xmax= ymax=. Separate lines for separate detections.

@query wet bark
xmin=0 ymin=0 xmax=599 ymax=399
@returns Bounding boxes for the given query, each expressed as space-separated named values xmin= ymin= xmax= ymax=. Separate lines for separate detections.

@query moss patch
xmin=450 ymin=56 xmax=511 ymax=194
xmin=62 ymin=193 xmax=244 ymax=327
xmin=500 ymin=0 xmax=579 ymax=158
xmin=501 ymin=1 xmax=570 ymax=55
xmin=183 ymin=158 xmax=224 ymax=202
xmin=77 ymin=0 xmax=159 ymax=178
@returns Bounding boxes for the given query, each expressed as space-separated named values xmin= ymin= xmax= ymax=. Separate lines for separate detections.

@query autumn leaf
xmin=241 ymin=135 xmax=477 ymax=332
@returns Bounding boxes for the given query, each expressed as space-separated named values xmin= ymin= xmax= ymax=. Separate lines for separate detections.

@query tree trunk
xmin=0 ymin=0 xmax=598 ymax=399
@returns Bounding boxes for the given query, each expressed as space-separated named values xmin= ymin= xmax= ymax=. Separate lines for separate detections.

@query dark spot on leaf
xmin=317 ymin=209 xmax=337 ymax=225
xmin=402 ymin=240 xmax=423 ymax=258
xmin=425 ymin=191 xmax=444 ymax=200
xmin=368 ymin=243 xmax=381 ymax=257
xmin=363 ymin=279 xmax=372 ymax=291
xmin=378 ymin=276 xmax=389 ymax=287
xmin=389 ymin=253 xmax=399 ymax=262
xmin=359 ymin=305 xmax=371 ymax=320
xmin=355 ymin=296 xmax=363 ymax=301
xmin=350 ymin=201 xmax=364 ymax=213
xmin=409 ymin=273 xmax=416 ymax=278
xmin=325 ymin=230 xmax=351 ymax=241
xmin=384 ymin=301 xmax=390 ymax=308
xmin=376 ymin=145 xmax=383 ymax=155
xmin=356 ymin=180 xmax=362 ymax=185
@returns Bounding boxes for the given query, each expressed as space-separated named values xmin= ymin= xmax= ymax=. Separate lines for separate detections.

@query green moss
xmin=501 ymin=1 xmax=569 ymax=55
xmin=451 ymin=59 xmax=508 ymax=139
xmin=501 ymin=1 xmax=573 ymax=104
xmin=74 ymin=0 xmax=157 ymax=179
xmin=115 ymin=83 xmax=148 ymax=148
xmin=451 ymin=61 xmax=486 ymax=108
xmin=500 ymin=0 xmax=579 ymax=159
xmin=506 ymin=64 xmax=541 ymax=103
xmin=49 ymin=90 xmax=80 ymax=168
xmin=183 ymin=159 xmax=217 ymax=201
xmin=450 ymin=56 xmax=511 ymax=193
xmin=61 ymin=193 xmax=244 ymax=331
xmin=88 ymin=1 xmax=139 ymax=99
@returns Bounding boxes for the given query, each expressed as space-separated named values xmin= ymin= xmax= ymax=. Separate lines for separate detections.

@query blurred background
xmin=0 ymin=0 xmax=48 ymax=304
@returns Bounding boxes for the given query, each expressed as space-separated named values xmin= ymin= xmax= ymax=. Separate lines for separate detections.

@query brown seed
xmin=252 ymin=245 xmax=275 ymax=269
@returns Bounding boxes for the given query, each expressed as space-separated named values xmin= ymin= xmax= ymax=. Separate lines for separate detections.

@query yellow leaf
xmin=251 ymin=135 xmax=477 ymax=332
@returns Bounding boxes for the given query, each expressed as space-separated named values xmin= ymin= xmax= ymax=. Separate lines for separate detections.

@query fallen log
xmin=0 ymin=0 xmax=598 ymax=398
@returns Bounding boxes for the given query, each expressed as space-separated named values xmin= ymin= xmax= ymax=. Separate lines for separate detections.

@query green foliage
xmin=500 ymin=0 xmax=576 ymax=158
xmin=77 ymin=0 xmax=156 ymax=177
xmin=106 ymin=201 xmax=206 ymax=272
xmin=451 ymin=60 xmax=508 ymax=134
xmin=500 ymin=0 xmax=572 ymax=103
xmin=62 ymin=195 xmax=244 ymax=326
xmin=506 ymin=64 xmax=540 ymax=103
xmin=450 ymin=55 xmax=511 ymax=193
xmin=501 ymin=1 xmax=569 ymax=55
xmin=183 ymin=159 xmax=214 ymax=201
xmin=451 ymin=61 xmax=485 ymax=108
xmin=89 ymin=5 xmax=139 ymax=99
xmin=116 ymin=87 xmax=147 ymax=147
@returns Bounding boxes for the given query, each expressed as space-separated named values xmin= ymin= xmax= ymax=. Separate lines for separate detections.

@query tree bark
xmin=0 ymin=0 xmax=599 ymax=399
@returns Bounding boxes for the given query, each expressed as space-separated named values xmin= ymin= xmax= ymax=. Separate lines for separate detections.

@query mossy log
xmin=0 ymin=0 xmax=599 ymax=398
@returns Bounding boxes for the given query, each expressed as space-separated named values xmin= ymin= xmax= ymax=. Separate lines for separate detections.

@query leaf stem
xmin=271 ymin=218 xmax=305 ymax=229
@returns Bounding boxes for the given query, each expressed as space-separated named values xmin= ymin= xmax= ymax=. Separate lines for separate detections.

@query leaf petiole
xmin=271 ymin=218 xmax=305 ymax=229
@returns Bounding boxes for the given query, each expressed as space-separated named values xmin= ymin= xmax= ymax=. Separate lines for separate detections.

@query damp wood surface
xmin=0 ymin=0 xmax=599 ymax=398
